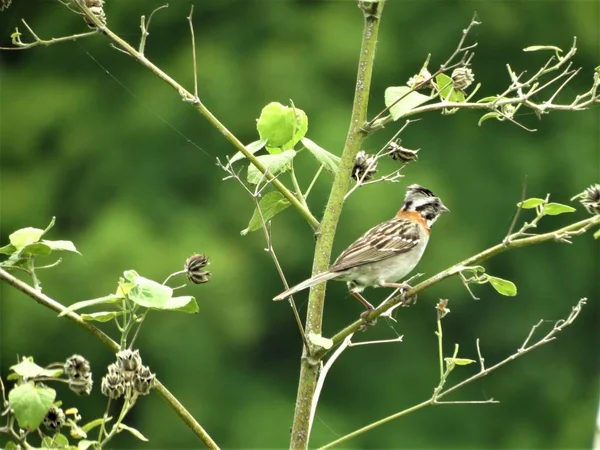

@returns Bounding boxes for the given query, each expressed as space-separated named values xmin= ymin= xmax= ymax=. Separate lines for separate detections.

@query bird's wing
xmin=329 ymin=218 xmax=421 ymax=272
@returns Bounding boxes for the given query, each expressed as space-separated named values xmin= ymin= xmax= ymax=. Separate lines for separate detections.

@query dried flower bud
xmin=117 ymin=349 xmax=142 ymax=372
xmin=133 ymin=365 xmax=156 ymax=396
xmin=351 ymin=151 xmax=378 ymax=182
xmin=69 ymin=374 xmax=93 ymax=396
xmin=185 ymin=254 xmax=211 ymax=284
xmin=101 ymin=371 xmax=125 ymax=399
xmin=83 ymin=0 xmax=106 ymax=28
xmin=407 ymin=67 xmax=433 ymax=90
xmin=451 ymin=67 xmax=475 ymax=91
xmin=435 ymin=299 xmax=450 ymax=319
xmin=387 ymin=141 xmax=419 ymax=163
xmin=577 ymin=184 xmax=600 ymax=215
xmin=64 ymin=355 xmax=91 ymax=381
xmin=44 ymin=405 xmax=66 ymax=431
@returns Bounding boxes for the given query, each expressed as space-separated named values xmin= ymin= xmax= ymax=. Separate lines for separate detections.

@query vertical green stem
xmin=290 ymin=3 xmax=385 ymax=448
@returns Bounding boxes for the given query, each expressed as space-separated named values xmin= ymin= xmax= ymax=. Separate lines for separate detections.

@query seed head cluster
xmin=101 ymin=349 xmax=155 ymax=399
xmin=64 ymin=354 xmax=93 ymax=396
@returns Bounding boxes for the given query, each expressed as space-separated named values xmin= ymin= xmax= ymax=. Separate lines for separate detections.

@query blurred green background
xmin=1 ymin=0 xmax=599 ymax=448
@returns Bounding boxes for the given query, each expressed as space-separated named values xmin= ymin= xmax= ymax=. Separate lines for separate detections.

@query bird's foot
xmin=359 ymin=308 xmax=377 ymax=331
xmin=399 ymin=283 xmax=417 ymax=306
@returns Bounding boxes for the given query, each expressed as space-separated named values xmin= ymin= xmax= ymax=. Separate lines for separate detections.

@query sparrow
xmin=273 ymin=184 xmax=449 ymax=312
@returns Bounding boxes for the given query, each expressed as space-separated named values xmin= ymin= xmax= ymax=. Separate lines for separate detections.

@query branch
xmin=0 ymin=268 xmax=220 ymax=450
xmin=318 ymin=298 xmax=587 ymax=449
xmin=0 ymin=19 xmax=98 ymax=50
xmin=322 ymin=214 xmax=600 ymax=357
xmin=290 ymin=2 xmax=385 ymax=448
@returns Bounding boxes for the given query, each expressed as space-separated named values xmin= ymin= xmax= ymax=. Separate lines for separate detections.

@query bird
xmin=273 ymin=184 xmax=449 ymax=313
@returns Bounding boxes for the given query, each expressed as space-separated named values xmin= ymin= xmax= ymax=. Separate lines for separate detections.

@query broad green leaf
xmin=117 ymin=423 xmax=149 ymax=441
xmin=301 ymin=138 xmax=341 ymax=173
xmin=542 ymin=202 xmax=576 ymax=216
xmin=5 ymin=442 xmax=20 ymax=450
xmin=487 ymin=276 xmax=517 ymax=296
xmin=10 ymin=357 xmax=62 ymax=380
xmin=227 ymin=139 xmax=267 ymax=166
xmin=128 ymin=275 xmax=173 ymax=308
xmin=478 ymin=112 xmax=501 ymax=126
xmin=20 ymin=242 xmax=52 ymax=256
xmin=256 ymin=102 xmax=308 ymax=148
xmin=9 ymin=382 xmax=56 ymax=429
xmin=242 ymin=191 xmax=291 ymax=235
xmin=161 ymin=295 xmax=199 ymax=313
xmin=58 ymin=294 xmax=122 ymax=317
xmin=476 ymin=96 xmax=498 ymax=103
xmin=307 ymin=332 xmax=333 ymax=350
xmin=384 ymin=86 xmax=431 ymax=120
xmin=41 ymin=240 xmax=80 ymax=254
xmin=81 ymin=417 xmax=111 ymax=433
xmin=9 ymin=227 xmax=45 ymax=250
xmin=42 ymin=433 xmax=69 ymax=448
xmin=81 ymin=311 xmax=123 ymax=322
xmin=0 ymin=243 xmax=16 ymax=255
xmin=523 ymin=45 xmax=563 ymax=53
xmin=247 ymin=150 xmax=296 ymax=184
xmin=435 ymin=73 xmax=467 ymax=101
xmin=78 ymin=440 xmax=98 ymax=450
xmin=518 ymin=198 xmax=546 ymax=209
xmin=594 ymin=229 xmax=600 ymax=239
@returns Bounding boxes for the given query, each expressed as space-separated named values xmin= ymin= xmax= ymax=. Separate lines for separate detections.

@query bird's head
xmin=401 ymin=184 xmax=450 ymax=227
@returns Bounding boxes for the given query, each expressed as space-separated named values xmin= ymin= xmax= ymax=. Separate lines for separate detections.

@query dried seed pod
xmin=133 ymin=365 xmax=156 ymax=396
xmin=352 ymin=151 xmax=378 ymax=182
xmin=64 ymin=355 xmax=91 ymax=381
xmin=578 ymin=184 xmax=600 ymax=215
xmin=101 ymin=371 xmax=125 ymax=399
xmin=44 ymin=405 xmax=66 ymax=431
xmin=387 ymin=141 xmax=419 ymax=163
xmin=451 ymin=67 xmax=475 ymax=91
xmin=185 ymin=254 xmax=211 ymax=284
xmin=407 ymin=67 xmax=433 ymax=90
xmin=117 ymin=349 xmax=142 ymax=372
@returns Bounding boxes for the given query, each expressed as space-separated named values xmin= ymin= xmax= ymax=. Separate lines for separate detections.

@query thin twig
xmin=139 ymin=4 xmax=169 ymax=55
xmin=187 ymin=5 xmax=199 ymax=99
xmin=504 ymin=178 xmax=528 ymax=244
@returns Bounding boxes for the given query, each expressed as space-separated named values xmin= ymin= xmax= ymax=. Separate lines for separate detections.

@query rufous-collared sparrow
xmin=273 ymin=184 xmax=449 ymax=312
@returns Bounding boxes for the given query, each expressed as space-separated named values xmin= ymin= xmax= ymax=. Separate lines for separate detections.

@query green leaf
xmin=594 ymin=229 xmax=600 ymax=239
xmin=78 ymin=440 xmax=98 ymax=450
xmin=300 ymin=138 xmax=341 ymax=173
xmin=306 ymin=332 xmax=333 ymax=350
xmin=256 ymin=102 xmax=308 ymax=148
xmin=68 ymin=418 xmax=87 ymax=439
xmin=523 ymin=45 xmax=563 ymax=53
xmin=247 ymin=150 xmax=296 ymax=184
xmin=41 ymin=239 xmax=80 ymax=254
xmin=58 ymin=294 xmax=122 ymax=317
xmin=9 ymin=382 xmax=56 ymax=429
xmin=128 ymin=275 xmax=173 ymax=309
xmin=445 ymin=357 xmax=476 ymax=366
xmin=20 ymin=242 xmax=52 ymax=257
xmin=117 ymin=423 xmax=149 ymax=441
xmin=0 ymin=243 xmax=17 ymax=255
xmin=478 ymin=112 xmax=501 ymax=126
xmin=9 ymin=227 xmax=45 ymax=250
xmin=518 ymin=198 xmax=546 ymax=209
xmin=384 ymin=86 xmax=431 ymax=120
xmin=10 ymin=357 xmax=63 ymax=380
xmin=227 ymin=139 xmax=267 ymax=166
xmin=5 ymin=442 xmax=20 ymax=450
xmin=81 ymin=311 xmax=123 ymax=322
xmin=161 ymin=295 xmax=199 ymax=313
xmin=542 ymin=202 xmax=576 ymax=216
xmin=42 ymin=433 xmax=69 ymax=448
xmin=241 ymin=191 xmax=291 ymax=235
xmin=81 ymin=417 xmax=111 ymax=433
xmin=435 ymin=73 xmax=466 ymax=101
xmin=487 ymin=276 xmax=517 ymax=296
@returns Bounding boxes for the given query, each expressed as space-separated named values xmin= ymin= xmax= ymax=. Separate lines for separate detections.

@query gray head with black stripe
xmin=401 ymin=184 xmax=450 ymax=227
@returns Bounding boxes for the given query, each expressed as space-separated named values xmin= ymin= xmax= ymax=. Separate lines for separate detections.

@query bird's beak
xmin=440 ymin=203 xmax=450 ymax=213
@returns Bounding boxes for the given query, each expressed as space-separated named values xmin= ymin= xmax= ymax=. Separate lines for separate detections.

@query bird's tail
xmin=273 ymin=271 xmax=339 ymax=301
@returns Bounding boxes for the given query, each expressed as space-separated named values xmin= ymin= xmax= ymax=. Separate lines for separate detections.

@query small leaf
xmin=161 ymin=295 xmax=199 ymax=313
xmin=58 ymin=294 xmax=122 ymax=317
xmin=128 ymin=275 xmax=173 ymax=309
xmin=9 ymin=382 xmax=56 ymax=429
xmin=593 ymin=229 xmax=600 ymax=239
xmin=10 ymin=357 xmax=62 ymax=379
xmin=256 ymin=102 xmax=308 ymax=148
xmin=301 ymin=138 xmax=341 ymax=173
xmin=542 ymin=202 xmax=576 ymax=216
xmin=69 ymin=419 xmax=87 ymax=439
xmin=117 ymin=423 xmax=149 ymax=441
xmin=476 ymin=96 xmax=498 ymax=103
xmin=81 ymin=417 xmax=111 ymax=433
xmin=384 ymin=86 xmax=432 ymax=120
xmin=123 ymin=269 xmax=139 ymax=282
xmin=81 ymin=311 xmax=123 ymax=322
xmin=41 ymin=240 xmax=80 ymax=254
xmin=20 ymin=242 xmax=52 ymax=256
xmin=242 ymin=191 xmax=291 ymax=235
xmin=227 ymin=139 xmax=267 ymax=166
xmin=78 ymin=440 xmax=98 ymax=450
xmin=435 ymin=74 xmax=467 ymax=102
xmin=9 ymin=227 xmax=45 ymax=250
xmin=0 ymin=243 xmax=17 ymax=255
xmin=487 ymin=276 xmax=517 ymax=296
xmin=307 ymin=332 xmax=333 ymax=350
xmin=42 ymin=434 xmax=69 ymax=449
xmin=518 ymin=198 xmax=546 ymax=209
xmin=523 ymin=45 xmax=563 ymax=53
xmin=478 ymin=112 xmax=501 ymax=126
xmin=450 ymin=358 xmax=476 ymax=366
xmin=247 ymin=150 xmax=296 ymax=184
